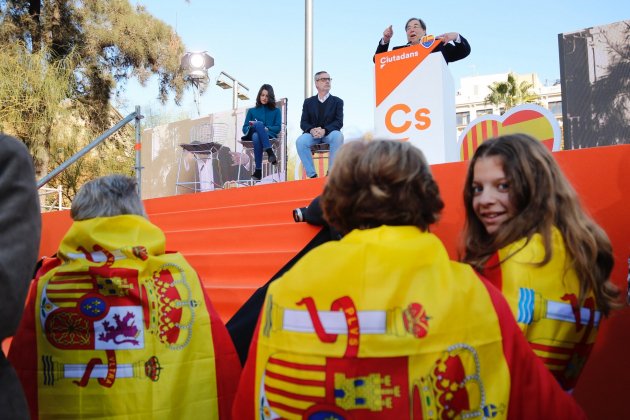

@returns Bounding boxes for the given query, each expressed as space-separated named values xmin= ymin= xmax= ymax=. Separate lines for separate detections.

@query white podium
xmin=374 ymin=42 xmax=457 ymax=164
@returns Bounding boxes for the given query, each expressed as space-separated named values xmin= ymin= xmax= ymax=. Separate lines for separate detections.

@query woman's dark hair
xmin=256 ymin=84 xmax=276 ymax=109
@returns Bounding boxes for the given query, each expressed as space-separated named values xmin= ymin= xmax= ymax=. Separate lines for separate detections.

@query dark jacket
xmin=0 ymin=134 xmax=41 ymax=420
xmin=373 ymin=34 xmax=471 ymax=64
xmin=300 ymin=94 xmax=344 ymax=136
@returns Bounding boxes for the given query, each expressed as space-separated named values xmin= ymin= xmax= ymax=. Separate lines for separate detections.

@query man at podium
xmin=374 ymin=17 xmax=470 ymax=63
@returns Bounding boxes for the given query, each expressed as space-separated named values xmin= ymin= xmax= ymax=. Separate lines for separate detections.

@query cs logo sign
xmin=385 ymin=104 xmax=431 ymax=134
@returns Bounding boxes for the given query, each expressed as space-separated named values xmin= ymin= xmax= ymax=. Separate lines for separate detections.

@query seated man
xmin=295 ymin=70 xmax=344 ymax=178
xmin=233 ymin=140 xmax=585 ymax=419
xmin=9 ymin=175 xmax=240 ymax=419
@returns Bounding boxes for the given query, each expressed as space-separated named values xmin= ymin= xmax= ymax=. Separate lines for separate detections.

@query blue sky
xmin=122 ymin=0 xmax=626 ymax=140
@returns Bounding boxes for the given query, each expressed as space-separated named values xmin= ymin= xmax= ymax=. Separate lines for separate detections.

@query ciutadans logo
xmin=380 ymin=50 xmax=419 ymax=69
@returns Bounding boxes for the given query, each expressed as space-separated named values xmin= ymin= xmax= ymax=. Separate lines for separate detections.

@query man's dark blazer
xmin=299 ymin=94 xmax=344 ymax=136
xmin=373 ymin=35 xmax=471 ymax=64
xmin=0 ymin=134 xmax=41 ymax=419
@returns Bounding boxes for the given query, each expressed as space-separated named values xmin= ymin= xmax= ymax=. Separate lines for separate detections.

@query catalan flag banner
xmin=480 ymin=227 xmax=600 ymax=391
xmin=12 ymin=215 xmax=230 ymax=419
xmin=458 ymin=104 xmax=562 ymax=161
xmin=242 ymin=226 xmax=514 ymax=419
xmin=374 ymin=39 xmax=458 ymax=164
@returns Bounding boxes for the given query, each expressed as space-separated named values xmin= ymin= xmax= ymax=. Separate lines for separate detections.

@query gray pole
xmin=305 ymin=0 xmax=313 ymax=99
xmin=135 ymin=106 xmax=143 ymax=198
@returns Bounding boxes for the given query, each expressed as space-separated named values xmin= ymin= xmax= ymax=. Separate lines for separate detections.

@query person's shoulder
xmin=330 ymin=95 xmax=344 ymax=103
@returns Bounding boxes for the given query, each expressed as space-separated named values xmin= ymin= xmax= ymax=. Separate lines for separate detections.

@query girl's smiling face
xmin=471 ymin=156 xmax=515 ymax=235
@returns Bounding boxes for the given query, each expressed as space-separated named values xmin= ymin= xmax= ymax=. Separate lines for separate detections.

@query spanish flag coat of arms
xmin=9 ymin=215 xmax=241 ymax=419
xmin=233 ymin=226 xmax=585 ymax=419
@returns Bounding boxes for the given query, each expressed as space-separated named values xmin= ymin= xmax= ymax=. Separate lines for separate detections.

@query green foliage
xmin=485 ymin=72 xmax=539 ymax=113
xmin=0 ymin=41 xmax=135 ymax=208
xmin=0 ymin=41 xmax=74 ymax=175
xmin=0 ymin=0 xmax=187 ymax=204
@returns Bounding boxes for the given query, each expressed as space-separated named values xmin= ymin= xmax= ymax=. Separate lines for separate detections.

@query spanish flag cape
xmin=233 ymin=226 xmax=584 ymax=419
xmin=480 ymin=227 xmax=600 ymax=391
xmin=9 ymin=215 xmax=240 ymax=419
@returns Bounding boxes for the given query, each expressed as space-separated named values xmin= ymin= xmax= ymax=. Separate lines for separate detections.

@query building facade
xmin=455 ymin=73 xmax=563 ymax=138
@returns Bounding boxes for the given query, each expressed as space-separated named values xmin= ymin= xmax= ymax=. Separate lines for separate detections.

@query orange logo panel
xmin=375 ymin=40 xmax=441 ymax=107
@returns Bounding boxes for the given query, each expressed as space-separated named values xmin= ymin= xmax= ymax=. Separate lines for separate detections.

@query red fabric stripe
xmin=269 ymin=400 xmax=304 ymax=415
xmin=481 ymin=120 xmax=489 ymax=140
xmin=7 ymin=280 xmax=40 ymax=419
xmin=481 ymin=252 xmax=503 ymax=290
xmin=492 ymin=120 xmax=499 ymax=136
xmin=264 ymin=385 xmax=321 ymax=402
xmin=536 ymin=356 xmax=569 ymax=366
xmin=541 ymin=138 xmax=554 ymax=151
xmin=472 ymin=125 xmax=478 ymax=151
xmin=268 ymin=357 xmax=325 ymax=372
xmin=462 ymin=134 xmax=470 ymax=161
xmin=46 ymin=288 xmax=94 ymax=294
xmin=232 ymin=318 xmax=262 ymax=419
xmin=503 ymin=110 xmax=540 ymax=125
xmin=203 ymin=283 xmax=241 ymax=420
xmin=264 ymin=370 xmax=325 ymax=387
xmin=530 ymin=342 xmax=573 ymax=355
xmin=47 ymin=276 xmax=92 ymax=282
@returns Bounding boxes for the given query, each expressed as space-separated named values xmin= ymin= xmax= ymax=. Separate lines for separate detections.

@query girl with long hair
xmin=462 ymin=133 xmax=620 ymax=391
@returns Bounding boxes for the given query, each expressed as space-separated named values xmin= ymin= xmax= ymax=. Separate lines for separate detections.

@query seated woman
xmin=9 ymin=175 xmax=241 ymax=419
xmin=233 ymin=140 xmax=585 ymax=419
xmin=462 ymin=133 xmax=620 ymax=391
xmin=242 ymin=84 xmax=281 ymax=180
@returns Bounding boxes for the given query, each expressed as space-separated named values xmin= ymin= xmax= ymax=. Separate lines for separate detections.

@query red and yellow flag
xmin=9 ymin=215 xmax=240 ymax=419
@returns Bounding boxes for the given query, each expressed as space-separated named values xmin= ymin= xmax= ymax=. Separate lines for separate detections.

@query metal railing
xmin=39 ymin=185 xmax=69 ymax=211
xmin=37 ymin=106 xmax=144 ymax=196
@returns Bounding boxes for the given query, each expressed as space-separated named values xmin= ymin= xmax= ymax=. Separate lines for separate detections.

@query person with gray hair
xmin=70 ymin=174 xmax=146 ymax=220
xmin=0 ymin=134 xmax=41 ymax=420
xmin=295 ymin=70 xmax=344 ymax=178
xmin=9 ymin=174 xmax=241 ymax=419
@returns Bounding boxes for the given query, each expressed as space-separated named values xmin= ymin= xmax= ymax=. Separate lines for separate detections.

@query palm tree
xmin=485 ymin=73 xmax=538 ymax=114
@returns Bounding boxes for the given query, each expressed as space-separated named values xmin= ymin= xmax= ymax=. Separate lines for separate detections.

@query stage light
xmin=181 ymin=51 xmax=214 ymax=80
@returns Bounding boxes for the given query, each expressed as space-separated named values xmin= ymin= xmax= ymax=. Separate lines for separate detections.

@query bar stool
xmin=175 ymin=122 xmax=228 ymax=193
xmin=175 ymin=142 xmax=222 ymax=193
xmin=236 ymin=137 xmax=281 ymax=185
xmin=308 ymin=143 xmax=330 ymax=178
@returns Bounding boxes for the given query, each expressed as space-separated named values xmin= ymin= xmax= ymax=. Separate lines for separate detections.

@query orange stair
xmin=38 ymin=178 xmax=327 ymax=321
